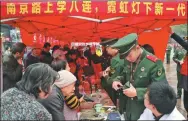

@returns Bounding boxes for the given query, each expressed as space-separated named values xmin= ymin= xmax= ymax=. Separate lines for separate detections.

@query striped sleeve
xmin=64 ymin=94 xmax=80 ymax=110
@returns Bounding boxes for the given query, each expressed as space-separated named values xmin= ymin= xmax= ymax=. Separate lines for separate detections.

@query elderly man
xmin=111 ymin=33 xmax=167 ymax=120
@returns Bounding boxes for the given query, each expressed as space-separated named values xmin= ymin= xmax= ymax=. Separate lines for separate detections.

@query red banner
xmin=1 ymin=1 xmax=187 ymax=19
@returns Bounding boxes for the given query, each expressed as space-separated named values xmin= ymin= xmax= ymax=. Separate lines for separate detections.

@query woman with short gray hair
xmin=1 ymin=63 xmax=59 ymax=120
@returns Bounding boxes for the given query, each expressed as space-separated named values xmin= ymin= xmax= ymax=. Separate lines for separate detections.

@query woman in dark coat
xmin=1 ymin=63 xmax=58 ymax=120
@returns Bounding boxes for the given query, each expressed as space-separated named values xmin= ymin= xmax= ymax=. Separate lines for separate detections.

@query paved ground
xmin=164 ymin=51 xmax=187 ymax=119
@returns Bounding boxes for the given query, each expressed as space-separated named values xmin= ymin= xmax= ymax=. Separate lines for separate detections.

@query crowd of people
xmin=1 ymin=30 xmax=187 ymax=120
xmin=1 ymin=40 xmax=112 ymax=120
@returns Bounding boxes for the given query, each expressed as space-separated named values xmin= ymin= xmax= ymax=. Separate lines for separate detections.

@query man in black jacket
xmin=40 ymin=42 xmax=53 ymax=65
xmin=3 ymin=42 xmax=26 ymax=92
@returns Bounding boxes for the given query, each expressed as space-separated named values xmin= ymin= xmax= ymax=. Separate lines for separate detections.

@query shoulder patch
xmin=146 ymin=55 xmax=158 ymax=62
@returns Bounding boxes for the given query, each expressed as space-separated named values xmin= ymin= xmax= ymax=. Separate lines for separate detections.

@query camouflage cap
xmin=110 ymin=33 xmax=138 ymax=59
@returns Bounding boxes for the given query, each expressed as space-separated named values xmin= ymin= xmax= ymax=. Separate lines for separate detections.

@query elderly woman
xmin=51 ymin=56 xmax=83 ymax=99
xmin=38 ymin=70 xmax=80 ymax=120
xmin=50 ymin=59 xmax=84 ymax=120
xmin=1 ymin=63 xmax=59 ymax=120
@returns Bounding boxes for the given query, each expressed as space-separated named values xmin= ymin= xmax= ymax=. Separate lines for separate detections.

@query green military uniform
xmin=100 ymin=53 xmax=124 ymax=105
xmin=111 ymin=33 xmax=167 ymax=120
xmin=105 ymin=53 xmax=126 ymax=114
xmin=173 ymin=48 xmax=186 ymax=97
xmin=100 ymin=38 xmax=126 ymax=113
xmin=166 ymin=45 xmax=172 ymax=64
xmin=100 ymin=39 xmax=122 ymax=105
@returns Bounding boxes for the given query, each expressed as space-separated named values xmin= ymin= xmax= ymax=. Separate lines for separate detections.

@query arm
xmin=106 ymin=65 xmax=124 ymax=85
xmin=107 ymin=58 xmax=125 ymax=85
xmin=136 ymin=60 xmax=167 ymax=101
xmin=171 ymin=33 xmax=188 ymax=51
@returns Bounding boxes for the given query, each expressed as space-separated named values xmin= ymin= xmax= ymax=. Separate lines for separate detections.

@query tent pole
xmin=0 ymin=38 xmax=3 ymax=94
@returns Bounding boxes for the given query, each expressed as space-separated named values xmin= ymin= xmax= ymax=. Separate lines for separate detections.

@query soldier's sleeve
xmin=171 ymin=33 xmax=188 ymax=51
xmin=109 ymin=67 xmax=125 ymax=85
xmin=106 ymin=58 xmax=124 ymax=85
xmin=136 ymin=88 xmax=147 ymax=101
xmin=106 ymin=65 xmax=124 ymax=85
xmin=111 ymin=75 xmax=124 ymax=83
xmin=136 ymin=60 xmax=167 ymax=101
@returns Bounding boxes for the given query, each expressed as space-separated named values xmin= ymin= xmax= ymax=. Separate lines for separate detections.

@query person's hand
xmin=123 ymin=84 xmax=137 ymax=98
xmin=112 ymin=81 xmax=123 ymax=91
xmin=105 ymin=67 xmax=111 ymax=72
xmin=79 ymin=95 xmax=85 ymax=103
xmin=17 ymin=58 xmax=23 ymax=65
xmin=180 ymin=60 xmax=184 ymax=65
xmin=102 ymin=70 xmax=109 ymax=77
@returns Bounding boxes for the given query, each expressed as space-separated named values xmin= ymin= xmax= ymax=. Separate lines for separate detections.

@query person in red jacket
xmin=180 ymin=52 xmax=188 ymax=119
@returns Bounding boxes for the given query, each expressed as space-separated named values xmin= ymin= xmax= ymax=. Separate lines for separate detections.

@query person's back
xmin=1 ymin=88 xmax=52 ymax=120
xmin=38 ymin=85 xmax=65 ymax=120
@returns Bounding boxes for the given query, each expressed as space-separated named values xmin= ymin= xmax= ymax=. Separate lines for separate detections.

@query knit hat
xmin=55 ymin=70 xmax=77 ymax=88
